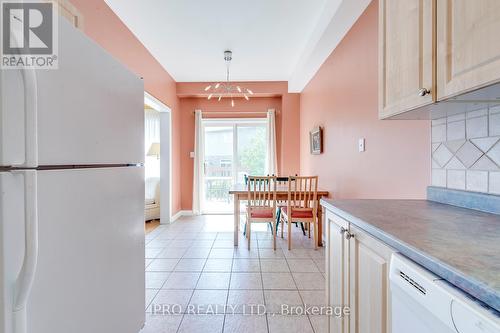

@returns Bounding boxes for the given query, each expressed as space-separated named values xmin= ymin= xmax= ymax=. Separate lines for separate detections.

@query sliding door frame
xmin=201 ymin=118 xmax=267 ymax=214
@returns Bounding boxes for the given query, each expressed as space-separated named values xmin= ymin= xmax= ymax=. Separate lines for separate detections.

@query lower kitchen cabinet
xmin=326 ymin=210 xmax=395 ymax=333
xmin=326 ymin=211 xmax=350 ymax=333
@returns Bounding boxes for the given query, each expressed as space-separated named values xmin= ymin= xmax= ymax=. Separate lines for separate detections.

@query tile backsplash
xmin=431 ymin=106 xmax=500 ymax=194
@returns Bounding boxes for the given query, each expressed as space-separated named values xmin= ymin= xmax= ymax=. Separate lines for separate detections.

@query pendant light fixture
xmin=204 ymin=50 xmax=253 ymax=107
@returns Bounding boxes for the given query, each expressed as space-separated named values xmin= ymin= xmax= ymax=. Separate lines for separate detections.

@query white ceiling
xmin=104 ymin=0 xmax=370 ymax=92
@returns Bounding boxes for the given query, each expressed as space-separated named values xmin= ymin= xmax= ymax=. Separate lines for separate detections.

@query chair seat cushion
xmin=248 ymin=208 xmax=274 ymax=219
xmin=281 ymin=207 xmax=314 ymax=218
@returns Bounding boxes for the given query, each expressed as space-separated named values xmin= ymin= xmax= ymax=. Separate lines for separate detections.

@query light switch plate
xmin=190 ymin=151 xmax=195 ymax=158
xmin=358 ymin=138 xmax=365 ymax=152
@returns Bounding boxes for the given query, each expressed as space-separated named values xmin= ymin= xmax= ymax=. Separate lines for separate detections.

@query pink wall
xmin=69 ymin=0 xmax=182 ymax=214
xmin=300 ymin=0 xmax=430 ymax=199
xmin=177 ymin=82 xmax=300 ymax=210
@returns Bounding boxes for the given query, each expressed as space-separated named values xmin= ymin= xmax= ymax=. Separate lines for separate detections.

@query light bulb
xmin=237 ymin=86 xmax=241 ymax=93
xmin=215 ymin=83 xmax=220 ymax=89
xmin=244 ymin=94 xmax=249 ymax=101
xmin=231 ymin=99 xmax=235 ymax=107
xmin=247 ymin=89 xmax=253 ymax=95
xmin=208 ymin=94 xmax=212 ymax=100
xmin=204 ymin=85 xmax=211 ymax=91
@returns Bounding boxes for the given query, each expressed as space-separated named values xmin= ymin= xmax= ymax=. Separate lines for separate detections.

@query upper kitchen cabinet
xmin=379 ymin=0 xmax=435 ymax=119
xmin=380 ymin=0 xmax=500 ymax=119
xmin=437 ymin=0 xmax=500 ymax=99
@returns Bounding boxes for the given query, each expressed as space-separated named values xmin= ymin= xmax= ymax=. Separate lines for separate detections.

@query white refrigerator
xmin=0 ymin=18 xmax=145 ymax=333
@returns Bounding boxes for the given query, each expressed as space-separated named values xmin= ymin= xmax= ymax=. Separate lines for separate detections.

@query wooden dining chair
xmin=280 ymin=176 xmax=319 ymax=250
xmin=246 ymin=176 xmax=277 ymax=250
xmin=274 ymin=176 xmax=305 ymax=235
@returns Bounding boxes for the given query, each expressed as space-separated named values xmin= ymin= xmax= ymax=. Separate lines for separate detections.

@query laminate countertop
xmin=320 ymin=199 xmax=500 ymax=312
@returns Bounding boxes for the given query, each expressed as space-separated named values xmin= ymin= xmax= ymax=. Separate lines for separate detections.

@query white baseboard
xmin=171 ymin=210 xmax=193 ymax=222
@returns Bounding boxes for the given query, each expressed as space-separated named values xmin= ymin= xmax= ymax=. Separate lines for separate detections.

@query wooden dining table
xmin=229 ymin=184 xmax=329 ymax=247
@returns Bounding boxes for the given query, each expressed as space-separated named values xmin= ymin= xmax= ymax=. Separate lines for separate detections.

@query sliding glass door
xmin=202 ymin=119 xmax=268 ymax=214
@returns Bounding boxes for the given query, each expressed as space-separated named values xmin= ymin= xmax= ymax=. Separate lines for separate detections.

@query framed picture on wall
xmin=309 ymin=126 xmax=323 ymax=155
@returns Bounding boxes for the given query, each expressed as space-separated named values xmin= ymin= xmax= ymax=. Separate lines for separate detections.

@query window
xmin=144 ymin=108 xmax=160 ymax=179
xmin=202 ymin=118 xmax=268 ymax=213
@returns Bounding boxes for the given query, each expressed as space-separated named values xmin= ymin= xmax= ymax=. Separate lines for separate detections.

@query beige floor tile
xmin=227 ymin=289 xmax=265 ymax=314
xmin=183 ymin=247 xmax=211 ymax=259
xmin=190 ymin=240 xmax=215 ymax=247
xmin=309 ymin=315 xmax=328 ymax=333
xmin=230 ymin=272 xmax=263 ymax=289
xmin=188 ymin=289 xmax=228 ymax=314
xmin=162 ymin=272 xmax=200 ymax=289
xmin=292 ymin=273 xmax=325 ymax=290
xmin=313 ymin=258 xmax=326 ymax=273
xmin=262 ymin=272 xmax=296 ymax=290
xmin=145 ymin=248 xmax=162 ymax=259
xmin=157 ymin=247 xmax=188 ymax=259
xmin=267 ymin=315 xmax=314 ymax=333
xmin=168 ymin=239 xmax=194 ymax=248
xmin=286 ymin=259 xmax=319 ymax=273
xmin=299 ymin=290 xmax=327 ymax=306
xmin=174 ymin=258 xmax=207 ymax=272
xmin=146 ymin=259 xmax=179 ymax=272
xmin=148 ymin=289 xmax=193 ymax=314
xmin=233 ymin=248 xmax=259 ymax=258
xmin=145 ymin=272 xmax=170 ymax=289
xmin=223 ymin=314 xmax=268 ymax=333
xmin=264 ymin=290 xmax=303 ymax=313
xmin=282 ymin=249 xmax=310 ymax=259
xmin=212 ymin=240 xmax=235 ymax=248
xmin=140 ymin=314 xmax=183 ymax=333
xmin=260 ymin=259 xmax=289 ymax=272
xmin=232 ymin=258 xmax=260 ymax=272
xmin=178 ymin=314 xmax=224 ymax=333
xmin=209 ymin=248 xmax=235 ymax=259
xmin=259 ymin=248 xmax=285 ymax=259
xmin=204 ymin=259 xmax=233 ymax=272
xmin=196 ymin=272 xmax=231 ymax=289
xmin=145 ymin=289 xmax=159 ymax=310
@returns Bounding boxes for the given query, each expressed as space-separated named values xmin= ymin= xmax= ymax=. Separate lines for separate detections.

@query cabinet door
xmin=326 ymin=211 xmax=350 ymax=333
xmin=379 ymin=0 xmax=434 ymax=118
xmin=437 ymin=0 xmax=500 ymax=99
xmin=349 ymin=226 xmax=394 ymax=333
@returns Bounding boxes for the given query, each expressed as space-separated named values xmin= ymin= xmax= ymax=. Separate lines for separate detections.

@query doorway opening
xmin=144 ymin=92 xmax=172 ymax=225
xmin=202 ymin=118 xmax=268 ymax=214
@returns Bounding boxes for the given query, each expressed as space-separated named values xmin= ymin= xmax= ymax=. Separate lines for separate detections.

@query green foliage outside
xmin=239 ymin=127 xmax=266 ymax=176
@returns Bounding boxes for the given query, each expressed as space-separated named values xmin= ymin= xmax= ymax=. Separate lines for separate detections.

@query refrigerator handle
xmin=12 ymin=170 xmax=39 ymax=333
xmin=10 ymin=23 xmax=38 ymax=168
xmin=20 ymin=60 xmax=38 ymax=168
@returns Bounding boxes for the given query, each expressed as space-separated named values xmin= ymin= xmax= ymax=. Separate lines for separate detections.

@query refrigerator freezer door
xmin=1 ymin=167 xmax=145 ymax=333
xmin=0 ymin=171 xmax=28 ymax=333
xmin=0 ymin=18 xmax=144 ymax=167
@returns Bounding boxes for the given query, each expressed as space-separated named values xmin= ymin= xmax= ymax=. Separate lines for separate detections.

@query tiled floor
xmin=142 ymin=215 xmax=328 ymax=333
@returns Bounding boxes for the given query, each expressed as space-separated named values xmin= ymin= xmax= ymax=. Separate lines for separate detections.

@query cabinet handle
xmin=418 ymin=88 xmax=431 ymax=97
xmin=339 ymin=227 xmax=347 ymax=235
xmin=345 ymin=231 xmax=354 ymax=240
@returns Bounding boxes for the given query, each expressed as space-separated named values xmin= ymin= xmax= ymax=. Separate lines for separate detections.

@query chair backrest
xmin=287 ymin=176 xmax=318 ymax=211
xmin=247 ymin=176 xmax=277 ymax=209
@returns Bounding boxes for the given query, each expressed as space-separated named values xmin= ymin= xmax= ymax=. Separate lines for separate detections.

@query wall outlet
xmin=358 ymin=138 xmax=365 ymax=152
xmin=189 ymin=151 xmax=195 ymax=158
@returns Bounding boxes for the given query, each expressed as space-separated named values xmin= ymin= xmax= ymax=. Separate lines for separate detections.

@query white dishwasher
xmin=390 ymin=253 xmax=500 ymax=333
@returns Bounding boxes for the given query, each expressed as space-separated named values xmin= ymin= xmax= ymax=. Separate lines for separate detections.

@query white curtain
xmin=266 ymin=109 xmax=278 ymax=176
xmin=145 ymin=109 xmax=160 ymax=179
xmin=192 ymin=110 xmax=204 ymax=215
